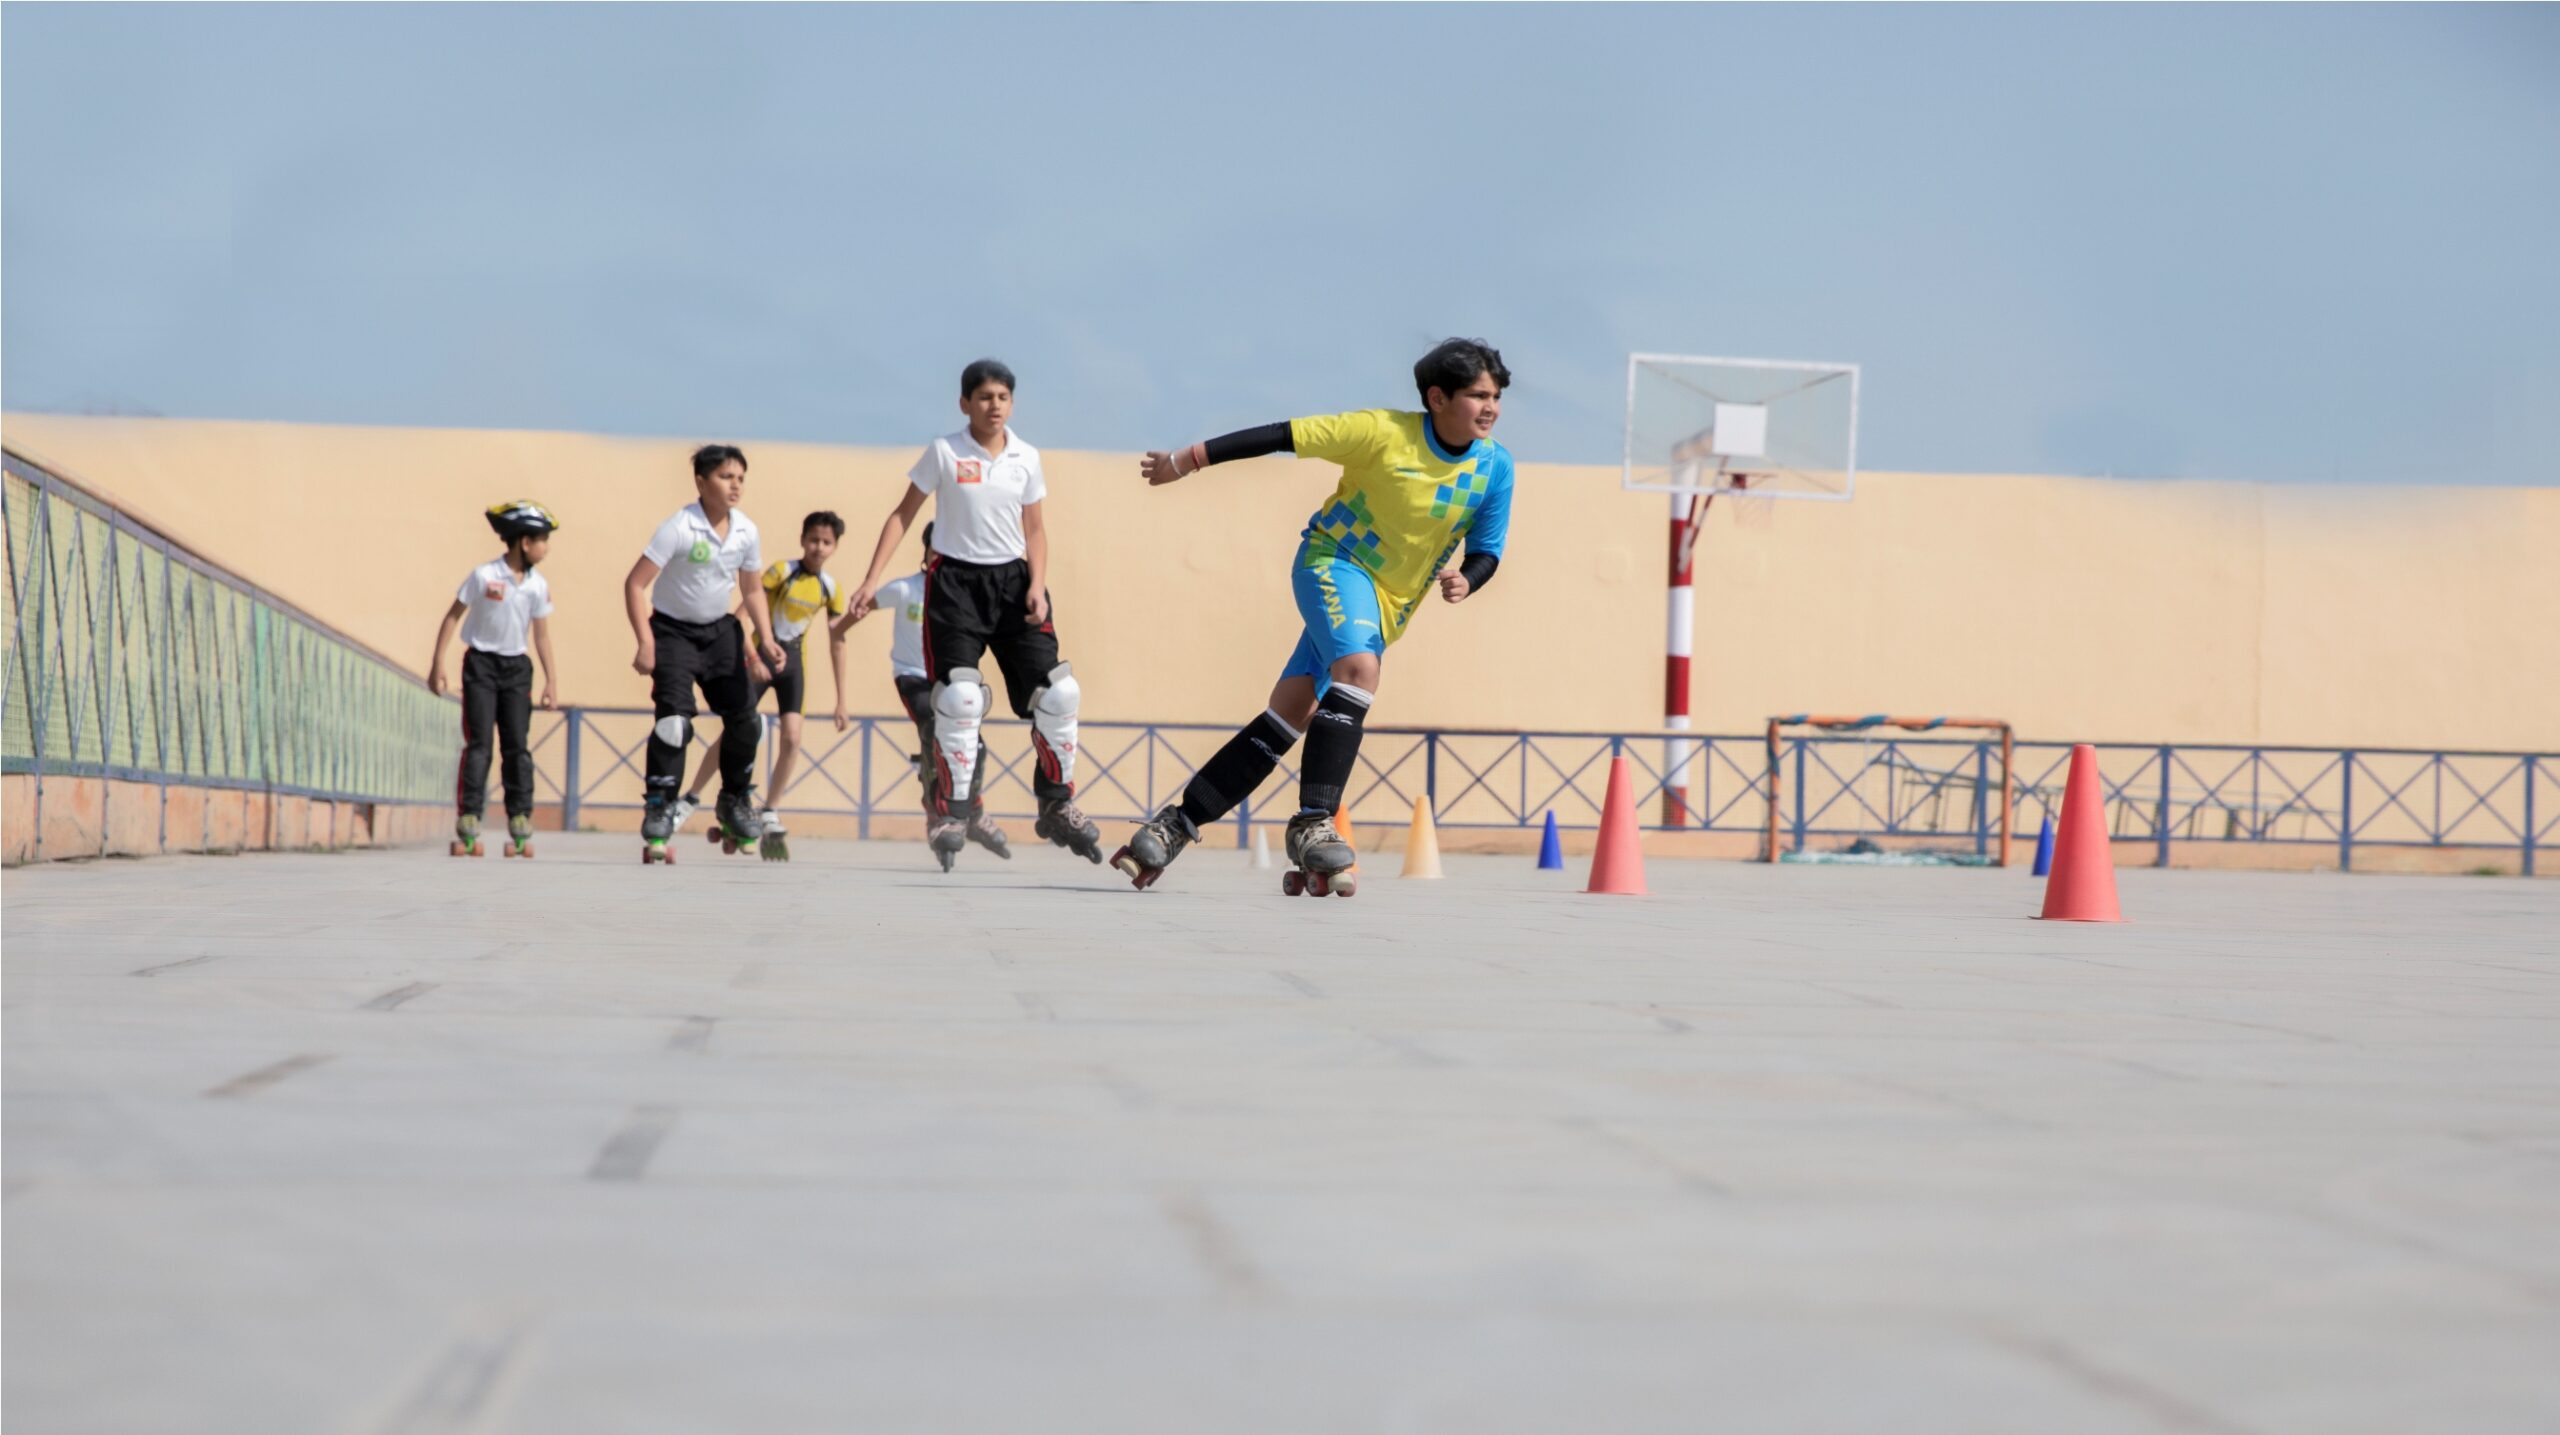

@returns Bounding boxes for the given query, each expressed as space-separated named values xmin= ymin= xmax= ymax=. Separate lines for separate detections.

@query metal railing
xmin=535 ymin=708 xmax=2554 ymax=874
xmin=4 ymin=450 xmax=456 ymax=849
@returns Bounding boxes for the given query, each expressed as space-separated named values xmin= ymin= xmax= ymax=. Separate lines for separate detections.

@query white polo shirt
xmin=875 ymin=571 xmax=928 ymax=680
xmin=455 ymin=557 xmax=553 ymax=657
xmin=642 ymin=502 xmax=762 ymax=624
xmin=908 ymin=427 xmax=1046 ymax=565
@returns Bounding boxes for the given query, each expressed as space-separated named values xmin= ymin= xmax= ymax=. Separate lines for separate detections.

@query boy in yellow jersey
xmin=1112 ymin=339 xmax=1515 ymax=894
xmin=673 ymin=511 xmax=851 ymax=860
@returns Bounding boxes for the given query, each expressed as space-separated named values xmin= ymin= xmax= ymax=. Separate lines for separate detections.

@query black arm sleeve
xmin=1458 ymin=552 xmax=1500 ymax=594
xmin=1201 ymin=422 xmax=1295 ymax=466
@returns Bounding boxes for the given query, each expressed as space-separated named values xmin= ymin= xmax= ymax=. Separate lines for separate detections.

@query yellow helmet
xmin=485 ymin=500 xmax=561 ymax=540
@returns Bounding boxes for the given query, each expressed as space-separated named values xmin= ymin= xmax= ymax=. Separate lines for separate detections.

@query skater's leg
xmin=1282 ymin=557 xmax=1388 ymax=816
xmin=457 ymin=650 xmax=501 ymax=823
xmin=769 ymin=712 xmax=804 ymax=800
xmin=898 ymin=676 xmax=938 ymax=808
xmin=1298 ymin=668 xmax=1376 ymax=815
xmin=705 ymin=618 xmax=760 ymax=801
xmin=928 ymin=670 xmax=988 ymax=814
xmin=496 ymin=654 xmax=536 ymax=821
xmin=1176 ymin=703 xmax=1304 ymax=830
xmin=921 ymin=557 xmax=996 ymax=819
xmin=643 ymin=616 xmax=704 ymax=804
xmin=989 ymin=594 xmax=1073 ymax=805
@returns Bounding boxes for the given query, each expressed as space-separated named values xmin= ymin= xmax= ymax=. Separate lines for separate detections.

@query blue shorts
xmin=1279 ymin=551 xmax=1389 ymax=697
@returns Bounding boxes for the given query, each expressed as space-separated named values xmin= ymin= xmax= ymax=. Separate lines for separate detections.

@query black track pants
xmin=645 ymin=612 xmax=759 ymax=802
xmin=457 ymin=649 xmax=534 ymax=820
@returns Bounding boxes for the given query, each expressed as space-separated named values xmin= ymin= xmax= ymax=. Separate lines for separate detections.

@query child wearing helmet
xmin=429 ymin=501 xmax=562 ymax=857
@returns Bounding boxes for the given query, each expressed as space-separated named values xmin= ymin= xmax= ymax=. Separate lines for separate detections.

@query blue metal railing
xmin=531 ymin=708 xmax=2554 ymax=874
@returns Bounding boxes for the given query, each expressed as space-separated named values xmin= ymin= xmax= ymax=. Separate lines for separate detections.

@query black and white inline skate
xmin=1109 ymin=805 xmax=1197 ymax=891
xmin=927 ymin=814 xmax=968 ymax=872
xmin=1282 ymin=810 xmax=1357 ymax=897
xmin=757 ymin=807 xmax=789 ymax=863
xmin=707 ymin=789 xmax=762 ymax=856
xmin=1035 ymin=795 xmax=1105 ymax=864
xmin=640 ymin=797 xmax=677 ymax=865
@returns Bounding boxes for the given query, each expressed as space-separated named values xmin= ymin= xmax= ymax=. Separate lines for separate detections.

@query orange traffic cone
xmin=1586 ymin=754 xmax=1648 ymax=895
xmin=1336 ymin=806 xmax=1359 ymax=874
xmin=2039 ymin=743 xmax=2123 ymax=922
xmin=1401 ymin=794 xmax=1444 ymax=878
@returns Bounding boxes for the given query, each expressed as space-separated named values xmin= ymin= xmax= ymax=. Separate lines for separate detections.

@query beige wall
xmin=5 ymin=413 xmax=2552 ymax=751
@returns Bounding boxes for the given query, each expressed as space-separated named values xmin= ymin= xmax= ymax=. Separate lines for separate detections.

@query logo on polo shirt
xmin=689 ymin=540 xmax=712 ymax=563
xmin=956 ymin=459 xmax=983 ymax=484
xmin=483 ymin=581 xmax=507 ymax=600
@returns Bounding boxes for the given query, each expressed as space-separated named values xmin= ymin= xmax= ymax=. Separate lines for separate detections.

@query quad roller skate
xmin=710 ymin=789 xmax=763 ymax=856
xmin=1110 ymin=804 xmax=1196 ymax=891
xmin=758 ymin=808 xmax=790 ymax=863
xmin=1281 ymin=810 xmax=1357 ymax=898
xmin=449 ymin=812 xmax=484 ymax=858
xmin=966 ymin=810 xmax=1012 ymax=860
xmin=640 ymin=798 xmax=677 ymax=865
xmin=1035 ymin=795 xmax=1105 ymax=864
xmin=500 ymin=813 xmax=535 ymax=859
xmin=927 ymin=814 xmax=968 ymax=872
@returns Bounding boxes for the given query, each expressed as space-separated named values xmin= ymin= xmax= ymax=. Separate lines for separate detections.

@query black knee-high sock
xmin=1297 ymin=683 xmax=1372 ymax=816
xmin=1178 ymin=709 xmax=1301 ymax=831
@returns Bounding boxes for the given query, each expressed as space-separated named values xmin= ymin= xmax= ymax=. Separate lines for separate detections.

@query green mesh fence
xmin=4 ymin=451 xmax=454 ymax=802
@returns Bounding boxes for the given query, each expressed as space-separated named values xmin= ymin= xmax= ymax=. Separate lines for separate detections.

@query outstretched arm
xmin=849 ymin=486 xmax=931 ymax=619
xmin=1140 ymin=422 xmax=1295 ymax=485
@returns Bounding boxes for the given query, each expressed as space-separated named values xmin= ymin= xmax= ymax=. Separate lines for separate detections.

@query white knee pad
xmin=653 ymin=714 xmax=691 ymax=747
xmin=1030 ymin=662 xmax=1080 ymax=787
xmin=932 ymin=669 xmax=988 ymax=801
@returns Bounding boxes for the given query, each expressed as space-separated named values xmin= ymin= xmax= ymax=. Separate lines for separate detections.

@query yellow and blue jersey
xmin=1289 ymin=409 xmax=1515 ymax=643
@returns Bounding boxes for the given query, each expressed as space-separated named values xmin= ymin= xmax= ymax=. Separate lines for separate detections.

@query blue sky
xmin=5 ymin=4 xmax=2555 ymax=483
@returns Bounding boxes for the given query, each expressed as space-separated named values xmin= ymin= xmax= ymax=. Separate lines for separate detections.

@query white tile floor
xmin=6 ymin=836 xmax=2556 ymax=1433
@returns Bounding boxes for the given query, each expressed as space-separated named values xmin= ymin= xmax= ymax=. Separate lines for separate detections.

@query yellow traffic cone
xmin=1401 ymin=794 xmax=1444 ymax=878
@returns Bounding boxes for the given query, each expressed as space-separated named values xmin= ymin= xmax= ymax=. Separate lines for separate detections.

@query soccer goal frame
xmin=1763 ymin=715 xmax=2016 ymax=866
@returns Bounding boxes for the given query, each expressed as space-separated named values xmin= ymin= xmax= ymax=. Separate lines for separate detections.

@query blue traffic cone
xmin=2031 ymin=815 xmax=2056 ymax=877
xmin=1537 ymin=810 xmax=1566 ymax=870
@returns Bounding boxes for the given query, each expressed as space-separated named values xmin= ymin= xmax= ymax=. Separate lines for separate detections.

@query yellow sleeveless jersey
xmin=762 ymin=561 xmax=846 ymax=643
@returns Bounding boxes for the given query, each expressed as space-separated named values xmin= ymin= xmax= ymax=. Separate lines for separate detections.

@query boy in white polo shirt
xmin=846 ymin=359 xmax=1101 ymax=871
xmin=428 ymin=501 xmax=562 ymax=858
xmin=621 ymin=444 xmax=789 ymax=864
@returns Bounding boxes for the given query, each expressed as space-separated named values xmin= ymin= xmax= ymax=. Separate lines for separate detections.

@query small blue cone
xmin=1537 ymin=810 xmax=1566 ymax=870
xmin=2032 ymin=815 xmax=2056 ymax=877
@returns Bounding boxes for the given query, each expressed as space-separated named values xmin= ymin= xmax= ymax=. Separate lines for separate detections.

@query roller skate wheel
xmin=516 ymin=843 xmax=533 ymax=859
xmin=469 ymin=842 xmax=484 ymax=857
xmin=1307 ymin=872 xmax=1332 ymax=897
xmin=705 ymin=826 xmax=722 ymax=845
xmin=1282 ymin=870 xmax=1307 ymax=897
xmin=449 ymin=841 xmax=466 ymax=857
xmin=1332 ymin=873 xmax=1357 ymax=897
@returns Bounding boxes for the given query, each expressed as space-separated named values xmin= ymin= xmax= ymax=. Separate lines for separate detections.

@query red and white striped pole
xmin=1662 ymin=488 xmax=1702 ymax=826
